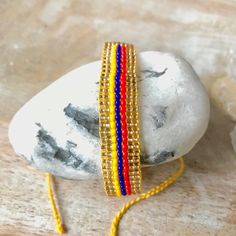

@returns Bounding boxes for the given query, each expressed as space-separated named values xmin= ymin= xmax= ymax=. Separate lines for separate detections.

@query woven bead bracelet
xmin=44 ymin=42 xmax=185 ymax=235
xmin=98 ymin=42 xmax=142 ymax=196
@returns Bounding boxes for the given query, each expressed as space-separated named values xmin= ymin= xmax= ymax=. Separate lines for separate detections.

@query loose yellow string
xmin=46 ymin=173 xmax=65 ymax=234
xmin=110 ymin=157 xmax=185 ymax=236
xmin=46 ymin=157 xmax=184 ymax=235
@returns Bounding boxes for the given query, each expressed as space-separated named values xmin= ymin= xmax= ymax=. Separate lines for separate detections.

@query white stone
xmin=8 ymin=51 xmax=210 ymax=180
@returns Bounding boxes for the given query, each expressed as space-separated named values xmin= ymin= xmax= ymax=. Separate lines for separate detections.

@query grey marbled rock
xmin=8 ymin=51 xmax=210 ymax=179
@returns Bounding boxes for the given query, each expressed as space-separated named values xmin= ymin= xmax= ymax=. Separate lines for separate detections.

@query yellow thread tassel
xmin=46 ymin=173 xmax=65 ymax=234
xmin=110 ymin=157 xmax=185 ymax=236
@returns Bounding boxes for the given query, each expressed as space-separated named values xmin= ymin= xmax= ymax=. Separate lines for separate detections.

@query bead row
xmin=126 ymin=44 xmax=142 ymax=194
xmin=99 ymin=42 xmax=117 ymax=196
xmin=115 ymin=45 xmax=127 ymax=195
xmin=109 ymin=44 xmax=122 ymax=196
xmin=119 ymin=45 xmax=132 ymax=195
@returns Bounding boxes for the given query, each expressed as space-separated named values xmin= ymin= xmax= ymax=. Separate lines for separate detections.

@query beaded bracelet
xmin=98 ymin=42 xmax=142 ymax=196
xmin=45 ymin=42 xmax=185 ymax=235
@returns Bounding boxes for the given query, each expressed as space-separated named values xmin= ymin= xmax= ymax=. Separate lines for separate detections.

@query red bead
xmin=120 ymin=100 xmax=126 ymax=106
xmin=121 ymin=101 xmax=126 ymax=107
xmin=122 ymin=139 xmax=128 ymax=147
xmin=120 ymin=79 xmax=126 ymax=85
xmin=122 ymin=129 xmax=127 ymax=136
xmin=120 ymin=119 xmax=125 ymax=125
xmin=121 ymin=123 xmax=127 ymax=130
xmin=120 ymin=83 xmax=125 ymax=88
xmin=124 ymin=176 xmax=130 ymax=182
xmin=120 ymin=75 xmax=126 ymax=82
xmin=120 ymin=107 xmax=126 ymax=113
xmin=121 ymin=123 xmax=126 ymax=129
xmin=122 ymin=139 xmax=128 ymax=148
xmin=123 ymin=160 xmax=129 ymax=167
xmin=123 ymin=166 xmax=129 ymax=174
xmin=123 ymin=157 xmax=128 ymax=164
xmin=120 ymin=89 xmax=126 ymax=96
xmin=120 ymin=95 xmax=126 ymax=101
xmin=122 ymin=150 xmax=127 ymax=156
xmin=126 ymin=188 xmax=131 ymax=195
xmin=120 ymin=116 xmax=125 ymax=121
xmin=122 ymin=122 xmax=127 ymax=127
xmin=120 ymin=86 xmax=126 ymax=93
xmin=123 ymin=162 xmax=128 ymax=168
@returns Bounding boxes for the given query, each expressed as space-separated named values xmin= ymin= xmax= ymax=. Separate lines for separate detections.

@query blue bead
xmin=117 ymin=144 xmax=121 ymax=150
xmin=117 ymin=150 xmax=122 ymax=157
xmin=116 ymin=136 xmax=120 ymax=143
xmin=121 ymin=187 xmax=125 ymax=193
xmin=115 ymin=103 xmax=119 ymax=108
xmin=115 ymin=108 xmax=119 ymax=114
xmin=115 ymin=102 xmax=119 ymax=108
xmin=118 ymin=151 xmax=122 ymax=158
xmin=116 ymin=126 xmax=119 ymax=133
xmin=116 ymin=125 xmax=120 ymax=130
xmin=117 ymin=141 xmax=121 ymax=148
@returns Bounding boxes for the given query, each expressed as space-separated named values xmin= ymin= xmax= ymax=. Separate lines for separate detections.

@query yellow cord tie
xmin=46 ymin=173 xmax=65 ymax=234
xmin=110 ymin=157 xmax=185 ymax=236
xmin=46 ymin=157 xmax=184 ymax=235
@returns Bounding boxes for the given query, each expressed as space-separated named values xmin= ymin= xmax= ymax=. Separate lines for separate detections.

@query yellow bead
xmin=110 ymin=117 xmax=116 ymax=122
xmin=113 ymin=165 xmax=118 ymax=171
xmin=110 ymin=111 xmax=115 ymax=117
xmin=112 ymin=148 xmax=117 ymax=155
xmin=112 ymin=161 xmax=118 ymax=166
xmin=109 ymin=89 xmax=115 ymax=94
xmin=110 ymin=97 xmax=115 ymax=104
xmin=110 ymin=119 xmax=115 ymax=125
xmin=111 ymin=128 xmax=116 ymax=136
xmin=111 ymin=136 xmax=116 ymax=143
xmin=110 ymin=110 xmax=115 ymax=116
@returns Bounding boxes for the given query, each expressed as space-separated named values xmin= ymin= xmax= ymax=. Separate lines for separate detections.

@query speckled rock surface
xmin=8 ymin=51 xmax=210 ymax=179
